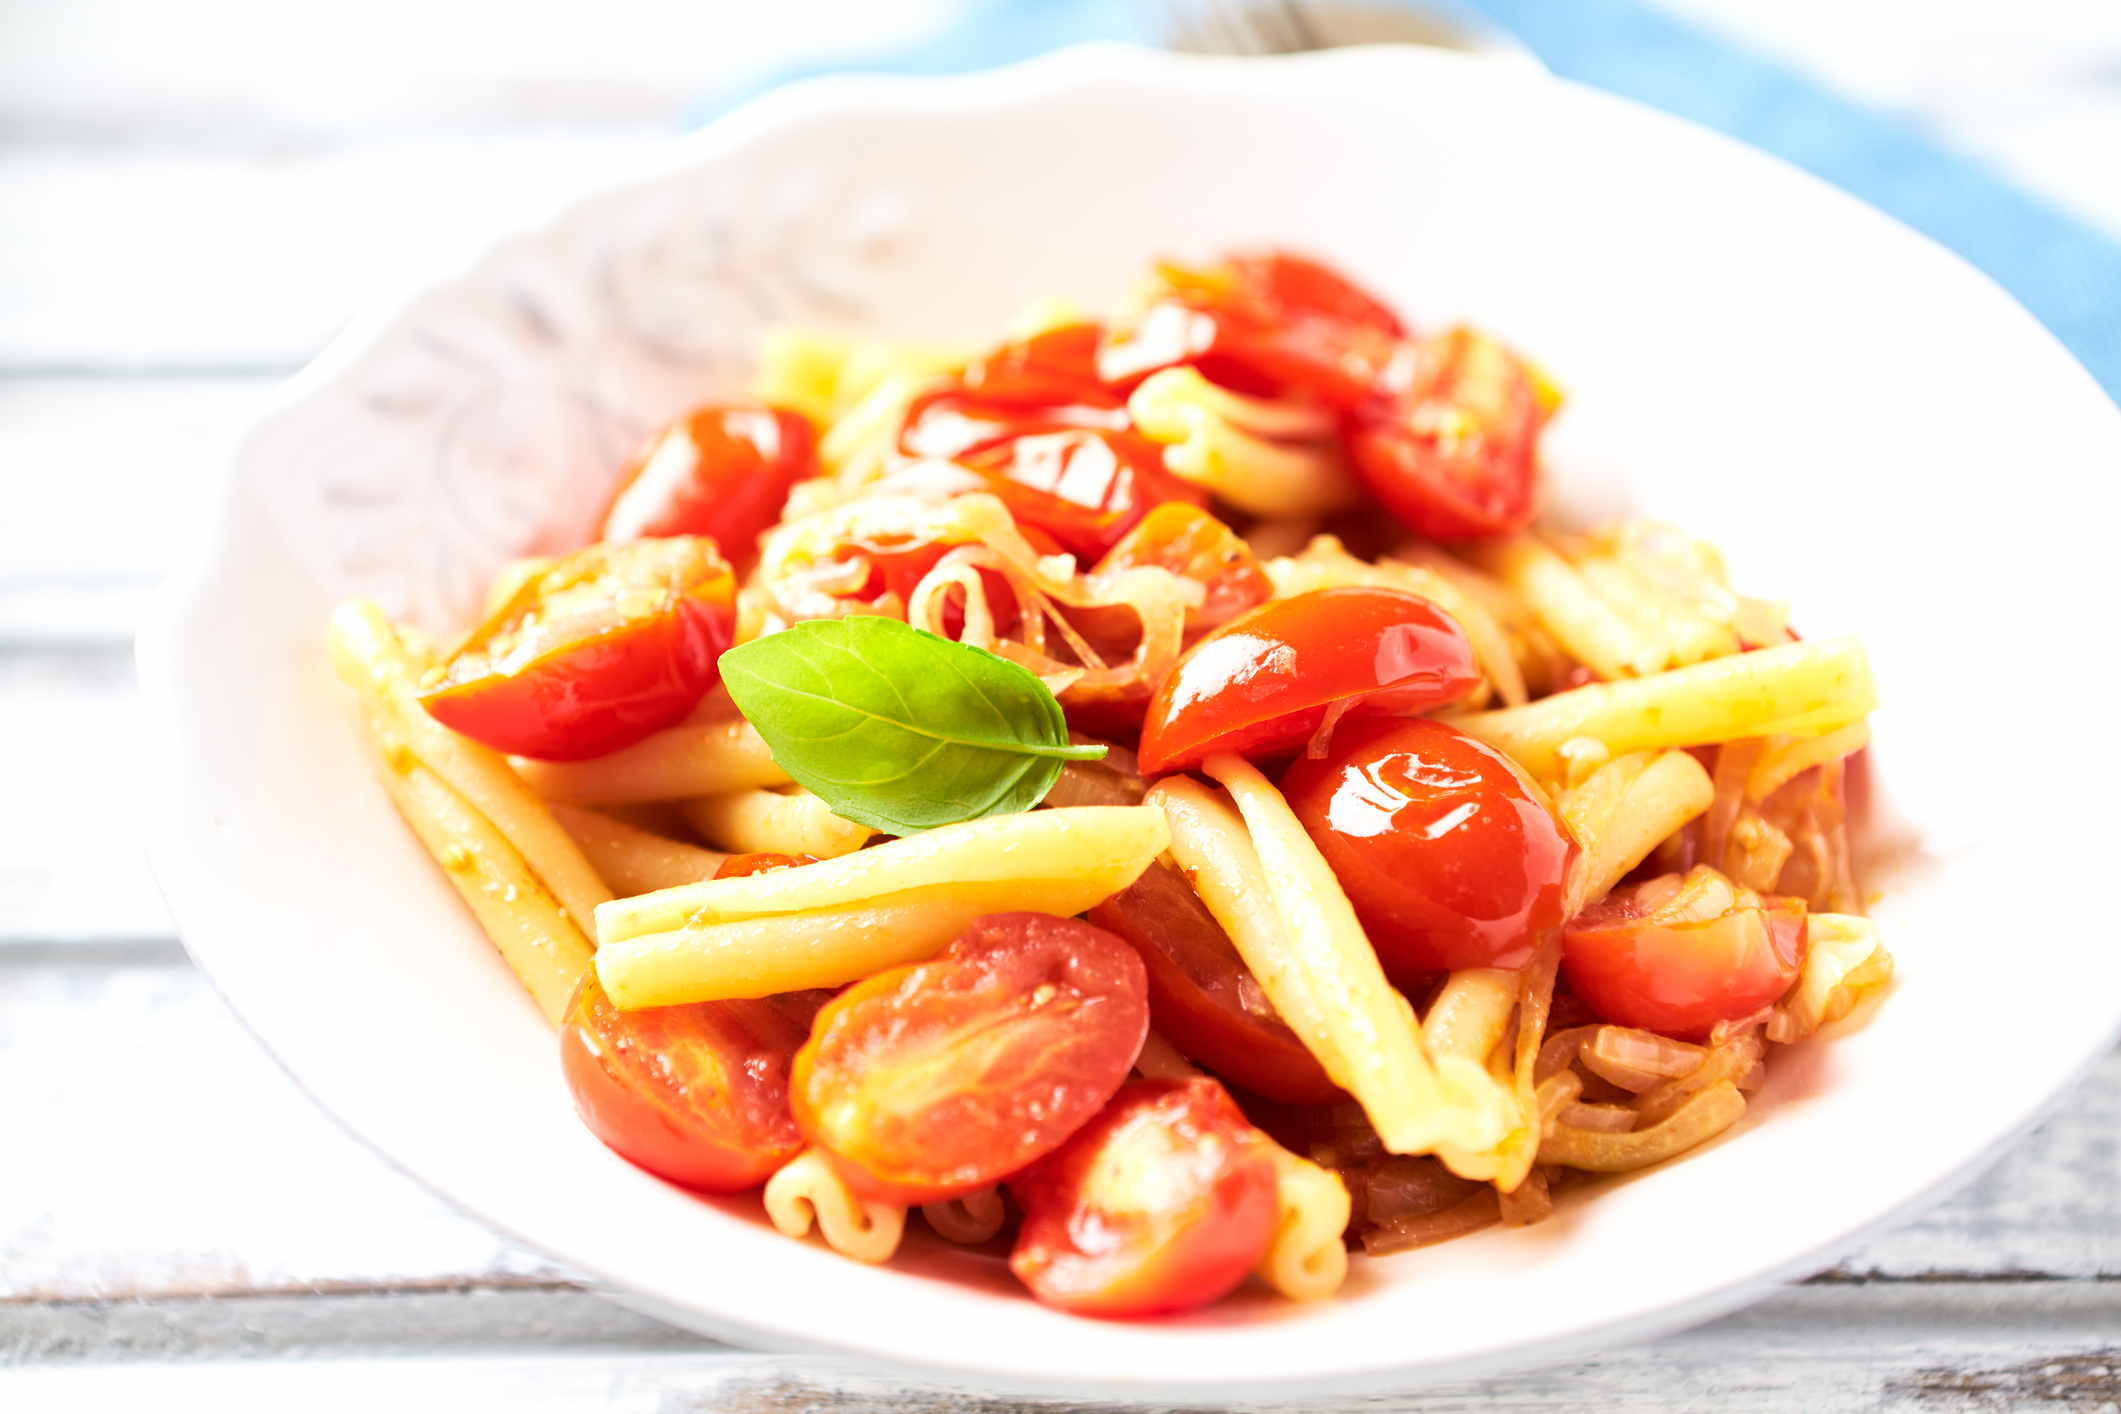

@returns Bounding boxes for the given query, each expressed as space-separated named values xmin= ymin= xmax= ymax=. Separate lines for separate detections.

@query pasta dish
xmin=328 ymin=250 xmax=1889 ymax=1318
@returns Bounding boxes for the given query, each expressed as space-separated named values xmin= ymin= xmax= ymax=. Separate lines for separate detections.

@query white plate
xmin=136 ymin=43 xmax=2121 ymax=1399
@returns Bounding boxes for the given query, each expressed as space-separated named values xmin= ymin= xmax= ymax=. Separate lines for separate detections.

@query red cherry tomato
xmin=1089 ymin=861 xmax=1343 ymax=1105
xmin=600 ymin=402 xmax=817 ymax=558
xmin=559 ymin=973 xmax=826 ymax=1192
xmin=965 ymin=425 xmax=1207 ymax=563
xmin=901 ymin=396 xmax=1204 ymax=562
xmin=1349 ymin=327 xmax=1545 ymax=540
xmin=1280 ymin=717 xmax=1574 ymax=980
xmin=1093 ymin=502 xmax=1271 ymax=634
xmin=1135 ymin=587 xmax=1479 ymax=776
xmin=957 ymin=321 xmax=1113 ymax=407
xmin=790 ymin=913 xmax=1149 ymax=1206
xmin=900 ymin=322 xmax=1207 ymax=562
xmin=1009 ymin=1078 xmax=1280 ymax=1318
xmin=714 ymin=852 xmax=820 ymax=879
xmin=1563 ymin=867 xmax=1809 ymax=1038
xmin=1097 ymin=250 xmax=1405 ymax=409
xmin=420 ymin=538 xmax=736 ymax=760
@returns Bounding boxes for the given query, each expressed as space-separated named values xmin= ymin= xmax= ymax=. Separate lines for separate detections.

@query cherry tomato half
xmin=966 ymin=426 xmax=1205 ymax=563
xmin=1097 ymin=250 xmax=1405 ymax=409
xmin=1094 ymin=503 xmax=1271 ymax=634
xmin=1089 ymin=861 xmax=1343 ymax=1105
xmin=560 ymin=973 xmax=826 ymax=1192
xmin=900 ymin=391 xmax=1204 ymax=562
xmin=1563 ymin=866 xmax=1808 ymax=1038
xmin=957 ymin=321 xmax=1113 ymax=408
xmin=1281 ymin=717 xmax=1573 ymax=980
xmin=1009 ymin=1078 xmax=1280 ymax=1318
xmin=1135 ymin=587 xmax=1479 ymax=776
xmin=599 ymin=402 xmax=817 ymax=559
xmin=790 ymin=913 xmax=1150 ymax=1206
xmin=1349 ymin=327 xmax=1545 ymax=540
xmin=420 ymin=538 xmax=736 ymax=760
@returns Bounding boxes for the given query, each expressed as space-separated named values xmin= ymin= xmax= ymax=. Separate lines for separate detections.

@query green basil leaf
xmin=718 ymin=615 xmax=1108 ymax=836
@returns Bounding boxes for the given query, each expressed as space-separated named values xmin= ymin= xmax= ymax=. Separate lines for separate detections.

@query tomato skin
xmin=1135 ymin=587 xmax=1479 ymax=776
xmin=1280 ymin=717 xmax=1574 ymax=980
xmin=1563 ymin=868 xmax=1809 ymax=1038
xmin=559 ymin=973 xmax=825 ymax=1192
xmin=899 ymin=319 xmax=1207 ymax=562
xmin=421 ymin=538 xmax=736 ymax=761
xmin=967 ymin=425 xmax=1206 ymax=563
xmin=1229 ymin=249 xmax=1406 ymax=338
xmin=1098 ymin=251 xmax=1405 ymax=410
xmin=714 ymin=852 xmax=820 ymax=879
xmin=958 ymin=321 xmax=1112 ymax=407
xmin=901 ymin=392 xmax=1205 ymax=562
xmin=790 ymin=913 xmax=1150 ymax=1206
xmin=1009 ymin=1078 xmax=1280 ymax=1318
xmin=1093 ymin=503 xmax=1271 ymax=634
xmin=600 ymin=403 xmax=817 ymax=558
xmin=1089 ymin=862 xmax=1343 ymax=1105
xmin=1348 ymin=328 xmax=1545 ymax=540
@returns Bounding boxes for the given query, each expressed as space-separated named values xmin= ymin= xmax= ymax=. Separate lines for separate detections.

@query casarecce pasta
xmin=330 ymin=248 xmax=1891 ymax=1317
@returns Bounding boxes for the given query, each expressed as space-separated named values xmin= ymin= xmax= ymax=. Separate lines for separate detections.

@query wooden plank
xmin=0 ymin=140 xmax=677 ymax=374
xmin=3 ymin=954 xmax=2118 ymax=1308
xmin=1 ymin=1288 xmax=715 ymax=1365
xmin=0 ymin=378 xmax=269 ymax=646
xmin=0 ymin=651 xmax=179 ymax=945
xmin=3 ymin=1283 xmax=2120 ymax=1410
xmin=1827 ymin=1037 xmax=2121 ymax=1280
xmin=0 ymin=0 xmax=946 ymax=143
xmin=0 ymin=958 xmax=565 ymax=1300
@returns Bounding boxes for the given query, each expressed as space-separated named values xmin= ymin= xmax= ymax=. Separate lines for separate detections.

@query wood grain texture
xmin=3 ymin=1285 xmax=2121 ymax=1408
xmin=0 ymin=651 xmax=183 ymax=946
xmin=0 ymin=142 xmax=676 ymax=372
xmin=0 ymin=379 xmax=268 ymax=647
xmin=0 ymin=958 xmax=564 ymax=1302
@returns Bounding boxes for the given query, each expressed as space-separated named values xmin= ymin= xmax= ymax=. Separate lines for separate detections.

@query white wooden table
xmin=5 ymin=2 xmax=2120 ymax=1407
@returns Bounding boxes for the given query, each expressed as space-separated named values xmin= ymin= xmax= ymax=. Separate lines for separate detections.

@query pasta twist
xmin=1254 ymin=1145 xmax=1351 ymax=1303
xmin=764 ymin=1149 xmax=906 ymax=1265
xmin=921 ymin=1189 xmax=1006 ymax=1246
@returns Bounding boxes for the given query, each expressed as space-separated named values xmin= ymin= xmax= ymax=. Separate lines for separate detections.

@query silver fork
xmin=1145 ymin=0 xmax=1534 ymax=63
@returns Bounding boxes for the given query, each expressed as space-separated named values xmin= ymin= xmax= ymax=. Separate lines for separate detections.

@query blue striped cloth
xmin=704 ymin=0 xmax=2121 ymax=405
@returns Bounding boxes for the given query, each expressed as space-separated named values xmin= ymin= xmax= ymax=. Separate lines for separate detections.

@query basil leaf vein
xmin=718 ymin=615 xmax=1106 ymax=835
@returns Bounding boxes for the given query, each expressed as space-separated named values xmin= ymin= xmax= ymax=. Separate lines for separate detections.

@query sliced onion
xmin=1556 ymin=1102 xmax=1637 ymax=1133
xmin=1747 ymin=721 xmax=1870 ymax=803
xmin=1534 ymin=1069 xmax=1583 ymax=1128
xmin=1497 ymin=1168 xmax=1554 ymax=1229
xmin=1701 ymin=739 xmax=1762 ymax=866
xmin=1361 ymin=1190 xmax=1501 ymax=1255
xmin=762 ymin=487 xmax=1198 ymax=713
xmin=1633 ymin=1030 xmax=1762 ymax=1127
xmin=1359 ymin=1154 xmax=1487 ymax=1227
xmin=1542 ymin=1080 xmax=1745 ymax=1172
xmin=1042 ymin=737 xmax=1145 ymax=809
xmin=1706 ymin=1007 xmax=1776 ymax=1048
xmin=1578 ymin=1026 xmax=1708 ymax=1093
xmin=1535 ymin=1025 xmax=1601 ymax=1083
xmin=1767 ymin=913 xmax=1893 ymax=1043
xmin=1757 ymin=756 xmax=1861 ymax=913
